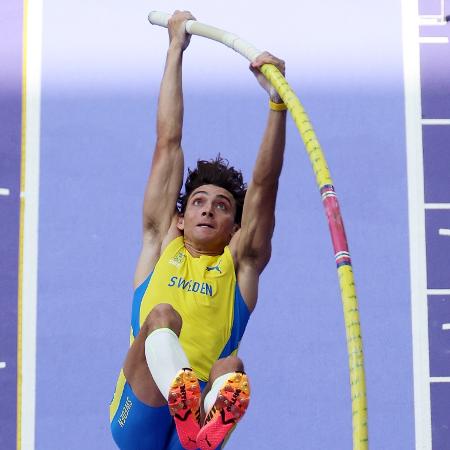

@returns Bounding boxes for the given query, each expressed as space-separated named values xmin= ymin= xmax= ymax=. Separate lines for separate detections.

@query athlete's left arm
xmin=231 ymin=52 xmax=287 ymax=312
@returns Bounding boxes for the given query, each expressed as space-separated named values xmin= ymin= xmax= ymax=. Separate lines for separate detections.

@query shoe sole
xmin=168 ymin=368 xmax=201 ymax=450
xmin=197 ymin=372 xmax=250 ymax=450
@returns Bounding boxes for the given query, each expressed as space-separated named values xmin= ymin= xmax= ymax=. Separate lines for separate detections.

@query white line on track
xmin=425 ymin=203 xmax=450 ymax=210
xmin=0 ymin=188 xmax=10 ymax=196
xmin=0 ymin=362 xmax=6 ymax=369
xmin=442 ymin=324 xmax=450 ymax=330
xmin=419 ymin=0 xmax=447 ymax=25
xmin=402 ymin=0 xmax=433 ymax=447
xmin=439 ymin=229 xmax=450 ymax=236
xmin=430 ymin=377 xmax=450 ymax=383
xmin=419 ymin=17 xmax=447 ymax=26
xmin=427 ymin=289 xmax=450 ymax=296
xmin=21 ymin=0 xmax=43 ymax=447
xmin=419 ymin=36 xmax=449 ymax=44
xmin=422 ymin=119 xmax=450 ymax=125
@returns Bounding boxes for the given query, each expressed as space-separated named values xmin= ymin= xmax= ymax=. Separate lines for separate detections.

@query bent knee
xmin=222 ymin=355 xmax=244 ymax=369
xmin=210 ymin=356 xmax=244 ymax=379
xmin=144 ymin=303 xmax=182 ymax=336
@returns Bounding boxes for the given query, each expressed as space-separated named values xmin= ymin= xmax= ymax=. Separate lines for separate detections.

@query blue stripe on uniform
xmin=218 ymin=284 xmax=251 ymax=360
xmin=131 ymin=272 xmax=152 ymax=338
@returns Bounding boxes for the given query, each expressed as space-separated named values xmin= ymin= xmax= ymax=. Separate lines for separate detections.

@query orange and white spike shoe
xmin=168 ymin=368 xmax=202 ymax=450
xmin=196 ymin=372 xmax=250 ymax=450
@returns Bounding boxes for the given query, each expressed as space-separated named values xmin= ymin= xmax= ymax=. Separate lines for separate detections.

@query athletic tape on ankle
xmin=204 ymin=372 xmax=234 ymax=414
xmin=145 ymin=327 xmax=190 ymax=400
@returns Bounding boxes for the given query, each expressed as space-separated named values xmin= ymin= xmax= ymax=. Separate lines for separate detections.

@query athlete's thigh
xmin=111 ymin=377 xmax=172 ymax=450
xmin=123 ymin=323 xmax=167 ymax=407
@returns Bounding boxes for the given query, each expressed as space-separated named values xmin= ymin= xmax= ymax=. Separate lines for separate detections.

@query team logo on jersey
xmin=169 ymin=251 xmax=185 ymax=268
xmin=206 ymin=259 xmax=222 ymax=274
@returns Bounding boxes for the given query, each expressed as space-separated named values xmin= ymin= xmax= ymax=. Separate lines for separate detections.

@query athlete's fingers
xmin=169 ymin=10 xmax=196 ymax=26
xmin=250 ymin=51 xmax=285 ymax=75
xmin=167 ymin=10 xmax=196 ymax=49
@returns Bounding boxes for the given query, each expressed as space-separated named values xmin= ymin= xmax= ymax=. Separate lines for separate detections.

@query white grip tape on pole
xmin=148 ymin=11 xmax=262 ymax=62
xmin=148 ymin=11 xmax=170 ymax=27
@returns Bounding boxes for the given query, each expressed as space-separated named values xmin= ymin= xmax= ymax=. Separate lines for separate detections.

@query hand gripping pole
xmin=148 ymin=11 xmax=369 ymax=449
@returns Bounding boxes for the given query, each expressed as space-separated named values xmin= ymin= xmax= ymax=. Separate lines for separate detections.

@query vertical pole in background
xmin=401 ymin=0 xmax=432 ymax=448
xmin=18 ymin=0 xmax=43 ymax=448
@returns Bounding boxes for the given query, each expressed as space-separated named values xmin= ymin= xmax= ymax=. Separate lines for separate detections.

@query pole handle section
xmin=148 ymin=10 xmax=262 ymax=62
xmin=148 ymin=10 xmax=170 ymax=27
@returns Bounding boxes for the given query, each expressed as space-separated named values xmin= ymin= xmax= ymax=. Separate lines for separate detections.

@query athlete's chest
xmin=161 ymin=247 xmax=231 ymax=298
xmin=146 ymin=240 xmax=236 ymax=307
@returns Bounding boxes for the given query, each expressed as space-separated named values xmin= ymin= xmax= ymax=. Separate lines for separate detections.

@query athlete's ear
xmin=177 ymin=214 xmax=185 ymax=231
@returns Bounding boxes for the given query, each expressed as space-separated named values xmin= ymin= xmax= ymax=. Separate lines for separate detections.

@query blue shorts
xmin=111 ymin=378 xmax=219 ymax=450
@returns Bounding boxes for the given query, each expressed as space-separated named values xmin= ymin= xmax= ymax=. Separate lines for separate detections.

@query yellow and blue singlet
xmin=110 ymin=236 xmax=250 ymax=449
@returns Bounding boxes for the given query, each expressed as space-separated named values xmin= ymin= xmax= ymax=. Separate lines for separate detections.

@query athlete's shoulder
xmin=134 ymin=218 xmax=182 ymax=289
xmin=227 ymin=228 xmax=240 ymax=267
xmin=160 ymin=218 xmax=183 ymax=254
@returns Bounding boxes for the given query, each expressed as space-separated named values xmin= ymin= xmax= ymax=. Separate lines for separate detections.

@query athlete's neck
xmin=183 ymin=239 xmax=224 ymax=258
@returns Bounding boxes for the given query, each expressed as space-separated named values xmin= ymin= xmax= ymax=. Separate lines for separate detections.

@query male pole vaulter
xmin=110 ymin=10 xmax=287 ymax=450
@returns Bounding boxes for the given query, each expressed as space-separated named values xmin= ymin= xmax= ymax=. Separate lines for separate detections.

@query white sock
xmin=203 ymin=372 xmax=234 ymax=414
xmin=144 ymin=328 xmax=190 ymax=400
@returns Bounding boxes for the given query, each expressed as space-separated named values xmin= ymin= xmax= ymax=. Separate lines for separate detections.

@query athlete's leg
xmin=123 ymin=303 xmax=183 ymax=406
xmin=110 ymin=376 xmax=173 ymax=450
xmin=197 ymin=356 xmax=250 ymax=450
xmin=124 ymin=303 xmax=201 ymax=450
xmin=200 ymin=356 xmax=244 ymax=420
xmin=111 ymin=304 xmax=185 ymax=449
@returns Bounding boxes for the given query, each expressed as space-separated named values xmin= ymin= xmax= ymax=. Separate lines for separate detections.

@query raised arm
xmin=134 ymin=11 xmax=195 ymax=287
xmin=232 ymin=52 xmax=287 ymax=311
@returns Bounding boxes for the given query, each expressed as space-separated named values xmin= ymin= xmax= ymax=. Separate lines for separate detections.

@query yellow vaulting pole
xmin=261 ymin=63 xmax=368 ymax=449
xmin=149 ymin=12 xmax=368 ymax=449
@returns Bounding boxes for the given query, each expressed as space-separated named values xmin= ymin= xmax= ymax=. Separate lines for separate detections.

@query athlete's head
xmin=177 ymin=155 xmax=247 ymax=250
xmin=178 ymin=155 xmax=247 ymax=224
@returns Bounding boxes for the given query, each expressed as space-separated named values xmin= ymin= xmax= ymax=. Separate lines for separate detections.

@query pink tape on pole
xmin=320 ymin=185 xmax=351 ymax=267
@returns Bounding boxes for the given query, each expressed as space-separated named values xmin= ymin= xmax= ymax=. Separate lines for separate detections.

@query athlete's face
xmin=178 ymin=185 xmax=238 ymax=252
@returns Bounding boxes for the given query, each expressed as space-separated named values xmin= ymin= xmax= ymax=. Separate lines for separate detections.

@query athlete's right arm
xmin=134 ymin=11 xmax=195 ymax=288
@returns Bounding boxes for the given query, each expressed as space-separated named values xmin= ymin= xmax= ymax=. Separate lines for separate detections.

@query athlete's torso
xmin=134 ymin=236 xmax=248 ymax=381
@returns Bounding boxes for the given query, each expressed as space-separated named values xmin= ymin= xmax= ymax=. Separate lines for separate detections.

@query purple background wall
xmin=35 ymin=1 xmax=413 ymax=449
xmin=0 ymin=0 xmax=420 ymax=449
xmin=419 ymin=0 xmax=450 ymax=445
xmin=0 ymin=0 xmax=22 ymax=447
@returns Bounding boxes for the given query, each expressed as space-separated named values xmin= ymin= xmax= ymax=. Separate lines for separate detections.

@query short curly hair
xmin=177 ymin=155 xmax=247 ymax=225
